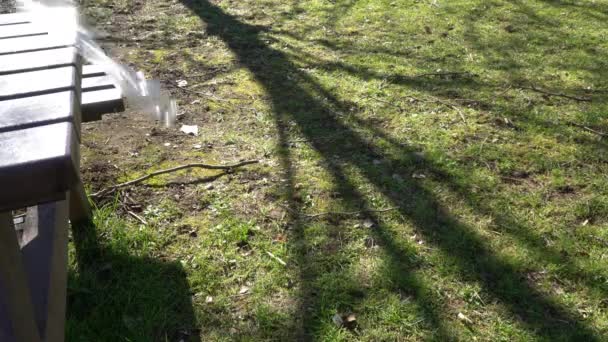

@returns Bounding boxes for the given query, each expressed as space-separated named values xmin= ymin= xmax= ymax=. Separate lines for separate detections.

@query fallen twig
xmin=170 ymin=82 xmax=231 ymax=102
xmin=414 ymin=71 xmax=474 ymax=78
xmin=127 ymin=210 xmax=148 ymax=225
xmin=265 ymin=251 xmax=287 ymax=266
xmin=304 ymin=207 xmax=401 ymax=219
xmin=518 ymin=85 xmax=591 ymax=102
xmin=566 ymin=121 xmax=607 ymax=137
xmin=91 ymin=160 xmax=259 ymax=198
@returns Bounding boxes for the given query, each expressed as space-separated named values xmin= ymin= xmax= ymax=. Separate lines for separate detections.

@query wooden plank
xmin=0 ymin=66 xmax=78 ymax=101
xmin=0 ymin=122 xmax=78 ymax=211
xmin=0 ymin=46 xmax=78 ymax=75
xmin=82 ymin=88 xmax=124 ymax=122
xmin=0 ymin=22 xmax=47 ymax=40
xmin=81 ymin=69 xmax=125 ymax=121
xmin=0 ymin=212 xmax=42 ymax=342
xmin=69 ymin=181 xmax=92 ymax=223
xmin=21 ymin=200 xmax=69 ymax=342
xmin=0 ymin=34 xmax=75 ymax=55
xmin=82 ymin=64 xmax=108 ymax=78
xmin=0 ymin=91 xmax=80 ymax=135
xmin=0 ymin=13 xmax=31 ymax=26
xmin=82 ymin=75 xmax=117 ymax=92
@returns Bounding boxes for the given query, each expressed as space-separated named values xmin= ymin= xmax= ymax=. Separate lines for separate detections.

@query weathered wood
xmin=0 ymin=66 xmax=79 ymax=101
xmin=0 ymin=122 xmax=79 ymax=211
xmin=82 ymin=64 xmax=108 ymax=78
xmin=82 ymin=88 xmax=124 ymax=121
xmin=0 ymin=46 xmax=78 ymax=75
xmin=81 ymin=75 xmax=117 ymax=92
xmin=21 ymin=201 xmax=70 ymax=342
xmin=0 ymin=34 xmax=75 ymax=55
xmin=0 ymin=13 xmax=31 ymax=26
xmin=0 ymin=212 xmax=42 ymax=342
xmin=81 ymin=65 xmax=125 ymax=121
xmin=0 ymin=91 xmax=80 ymax=135
xmin=0 ymin=17 xmax=89 ymax=341
xmin=0 ymin=22 xmax=46 ymax=39
xmin=69 ymin=180 xmax=91 ymax=222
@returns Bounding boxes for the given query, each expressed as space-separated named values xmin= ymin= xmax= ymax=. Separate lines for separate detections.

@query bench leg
xmin=39 ymin=199 xmax=69 ymax=342
xmin=0 ymin=212 xmax=42 ymax=342
xmin=70 ymin=181 xmax=92 ymax=223
xmin=21 ymin=199 xmax=69 ymax=342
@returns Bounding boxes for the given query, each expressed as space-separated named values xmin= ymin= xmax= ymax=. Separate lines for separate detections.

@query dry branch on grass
xmin=517 ymin=85 xmax=592 ymax=102
xmin=304 ymin=207 xmax=401 ymax=219
xmin=278 ymin=204 xmax=401 ymax=220
xmin=566 ymin=121 xmax=607 ymax=137
xmin=91 ymin=160 xmax=259 ymax=198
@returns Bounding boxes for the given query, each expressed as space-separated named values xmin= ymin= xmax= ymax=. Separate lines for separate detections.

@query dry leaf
xmin=239 ymin=286 xmax=250 ymax=295
xmin=458 ymin=312 xmax=473 ymax=324
xmin=363 ymin=219 xmax=374 ymax=228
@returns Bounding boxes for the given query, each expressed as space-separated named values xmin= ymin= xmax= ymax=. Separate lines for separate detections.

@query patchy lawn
xmin=70 ymin=0 xmax=608 ymax=340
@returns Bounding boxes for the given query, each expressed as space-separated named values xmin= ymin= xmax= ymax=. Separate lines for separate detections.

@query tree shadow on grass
xmin=66 ymin=218 xmax=200 ymax=342
xmin=181 ymin=0 xmax=602 ymax=340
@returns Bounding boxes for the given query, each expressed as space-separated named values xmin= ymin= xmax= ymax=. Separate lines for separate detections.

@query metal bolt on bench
xmin=0 ymin=11 xmax=124 ymax=342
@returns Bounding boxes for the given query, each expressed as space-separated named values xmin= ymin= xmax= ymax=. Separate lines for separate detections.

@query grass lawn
xmin=71 ymin=0 xmax=608 ymax=340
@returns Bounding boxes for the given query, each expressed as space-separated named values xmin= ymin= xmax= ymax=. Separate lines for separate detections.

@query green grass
xmin=75 ymin=0 xmax=608 ymax=340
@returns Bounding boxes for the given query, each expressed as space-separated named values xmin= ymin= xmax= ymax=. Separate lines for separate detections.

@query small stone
xmin=163 ymin=142 xmax=171 ymax=147
xmin=363 ymin=219 xmax=374 ymax=228
xmin=332 ymin=314 xmax=344 ymax=327
xmin=205 ymin=296 xmax=213 ymax=304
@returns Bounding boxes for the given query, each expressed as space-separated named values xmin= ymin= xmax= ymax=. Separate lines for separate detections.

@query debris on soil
xmin=332 ymin=314 xmax=344 ymax=327
xmin=265 ymin=251 xmax=287 ymax=266
xmin=239 ymin=286 xmax=250 ymax=295
xmin=458 ymin=312 xmax=473 ymax=325
xmin=180 ymin=124 xmax=199 ymax=136
xmin=332 ymin=313 xmax=358 ymax=330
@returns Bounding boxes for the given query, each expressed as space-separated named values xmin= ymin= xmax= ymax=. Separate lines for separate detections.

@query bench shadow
xmin=67 ymin=218 xmax=199 ymax=342
xmin=180 ymin=0 xmax=603 ymax=340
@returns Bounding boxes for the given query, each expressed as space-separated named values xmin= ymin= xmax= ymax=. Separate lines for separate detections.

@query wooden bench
xmin=0 ymin=12 xmax=124 ymax=341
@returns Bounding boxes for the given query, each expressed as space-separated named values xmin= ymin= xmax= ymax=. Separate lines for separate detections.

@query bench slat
xmin=81 ymin=65 xmax=126 ymax=121
xmin=0 ymin=13 xmax=31 ymax=26
xmin=82 ymin=64 xmax=109 ymax=78
xmin=0 ymin=122 xmax=78 ymax=211
xmin=0 ymin=34 xmax=76 ymax=55
xmin=0 ymin=22 xmax=47 ymax=40
xmin=0 ymin=66 xmax=78 ymax=100
xmin=0 ymin=91 xmax=80 ymax=135
xmin=0 ymin=47 xmax=78 ymax=75
xmin=82 ymin=88 xmax=124 ymax=121
xmin=82 ymin=75 xmax=117 ymax=92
